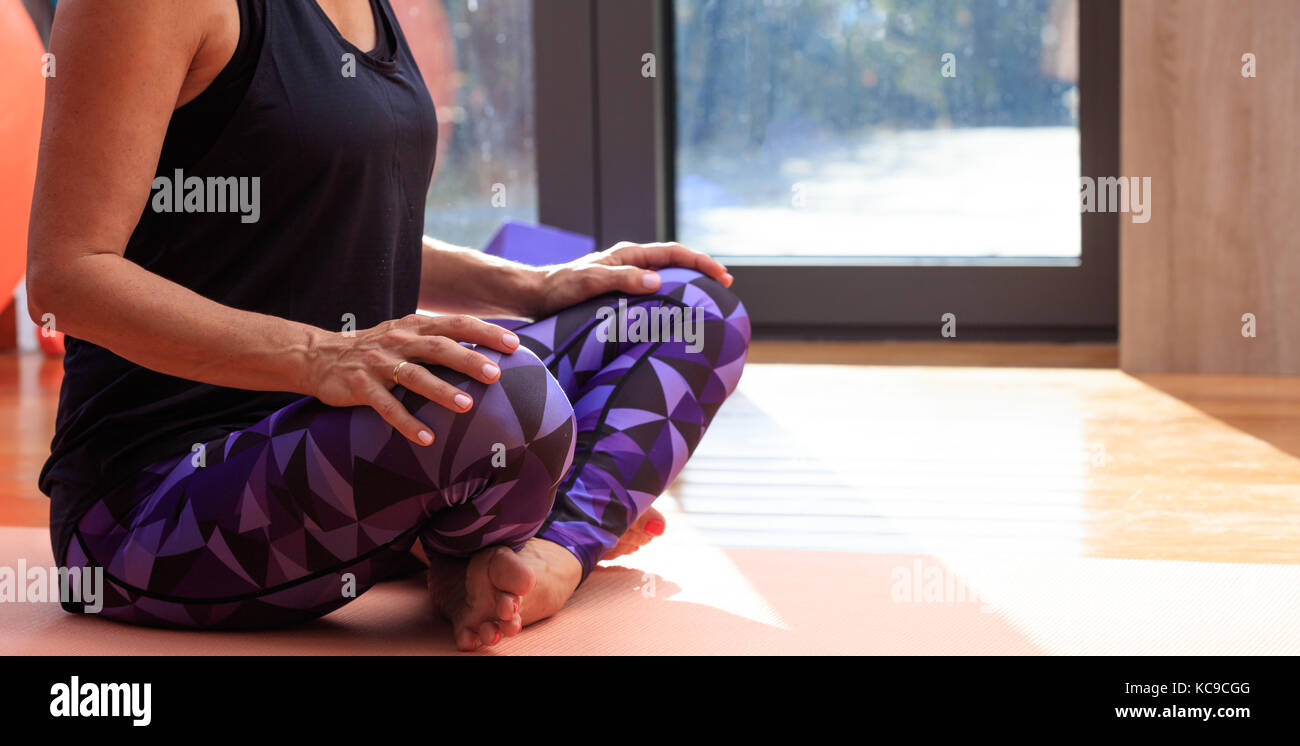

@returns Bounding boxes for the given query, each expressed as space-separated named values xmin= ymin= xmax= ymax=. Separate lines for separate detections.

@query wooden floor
xmin=746 ymin=340 xmax=1119 ymax=368
xmin=4 ymin=342 xmax=1300 ymax=558
xmin=686 ymin=342 xmax=1300 ymax=565
xmin=2 ymin=343 xmax=1297 ymax=654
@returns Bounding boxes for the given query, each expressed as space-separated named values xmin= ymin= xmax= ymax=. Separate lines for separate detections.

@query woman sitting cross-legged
xmin=28 ymin=0 xmax=748 ymax=651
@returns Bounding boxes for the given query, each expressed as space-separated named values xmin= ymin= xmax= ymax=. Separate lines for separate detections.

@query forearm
xmin=28 ymin=253 xmax=322 ymax=395
xmin=418 ymin=237 xmax=542 ymax=318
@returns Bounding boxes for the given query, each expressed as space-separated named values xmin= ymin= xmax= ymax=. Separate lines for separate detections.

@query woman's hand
xmin=526 ymin=242 xmax=734 ymax=318
xmin=306 ymin=314 xmax=521 ymax=445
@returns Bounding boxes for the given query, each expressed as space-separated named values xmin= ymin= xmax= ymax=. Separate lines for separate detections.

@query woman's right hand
xmin=306 ymin=314 xmax=521 ymax=446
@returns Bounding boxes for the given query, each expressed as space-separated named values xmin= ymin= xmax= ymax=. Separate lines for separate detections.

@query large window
xmin=528 ymin=0 xmax=1117 ymax=336
xmin=675 ymin=0 xmax=1081 ymax=261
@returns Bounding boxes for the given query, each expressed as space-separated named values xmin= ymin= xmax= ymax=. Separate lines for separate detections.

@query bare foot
xmin=509 ymin=511 xmax=667 ymax=629
xmin=427 ymin=546 xmax=535 ymax=651
xmin=601 ymin=506 xmax=666 ymax=561
xmin=515 ymin=538 xmax=582 ymax=626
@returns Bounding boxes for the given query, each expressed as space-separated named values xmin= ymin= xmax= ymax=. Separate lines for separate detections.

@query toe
xmin=602 ymin=508 xmax=668 ymax=561
xmin=638 ymin=506 xmax=667 ymax=537
xmin=606 ymin=537 xmax=635 ymax=558
xmin=455 ymin=626 xmax=480 ymax=652
xmin=495 ymin=591 xmax=518 ymax=622
xmin=498 ymin=613 xmax=523 ymax=638
xmin=478 ymin=621 xmax=501 ymax=647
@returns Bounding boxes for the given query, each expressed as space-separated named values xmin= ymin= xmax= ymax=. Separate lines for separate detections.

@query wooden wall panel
xmin=1120 ymin=0 xmax=1300 ymax=374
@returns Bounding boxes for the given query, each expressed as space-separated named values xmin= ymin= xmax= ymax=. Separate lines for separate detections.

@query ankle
xmin=518 ymin=539 xmax=581 ymax=623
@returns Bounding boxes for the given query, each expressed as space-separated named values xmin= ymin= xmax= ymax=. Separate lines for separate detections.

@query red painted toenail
xmin=646 ymin=520 xmax=665 ymax=536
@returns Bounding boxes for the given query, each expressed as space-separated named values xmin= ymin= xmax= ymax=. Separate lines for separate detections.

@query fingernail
xmin=642 ymin=272 xmax=661 ymax=290
xmin=454 ymin=394 xmax=473 ymax=410
xmin=417 ymin=430 xmax=434 ymax=445
xmin=502 ymin=332 xmax=519 ymax=348
xmin=482 ymin=363 xmax=500 ymax=380
xmin=645 ymin=519 xmax=665 ymax=536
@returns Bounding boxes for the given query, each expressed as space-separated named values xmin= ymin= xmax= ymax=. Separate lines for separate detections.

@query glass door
xmin=674 ymin=0 xmax=1085 ymax=263
xmin=539 ymin=0 xmax=1116 ymax=338
xmin=669 ymin=0 xmax=1118 ymax=337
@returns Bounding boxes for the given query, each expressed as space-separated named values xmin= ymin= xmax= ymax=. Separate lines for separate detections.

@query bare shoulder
xmin=30 ymin=0 xmax=242 ymax=265
xmin=50 ymin=0 xmax=238 ymax=109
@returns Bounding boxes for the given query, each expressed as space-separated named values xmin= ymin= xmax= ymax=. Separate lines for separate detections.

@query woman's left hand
xmin=526 ymin=242 xmax=733 ymax=318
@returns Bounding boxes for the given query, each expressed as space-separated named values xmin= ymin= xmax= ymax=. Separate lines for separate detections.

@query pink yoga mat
xmin=0 ymin=526 xmax=1038 ymax=655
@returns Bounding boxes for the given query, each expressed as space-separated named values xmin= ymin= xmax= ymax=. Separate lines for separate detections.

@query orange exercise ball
xmin=0 ymin=0 xmax=45 ymax=301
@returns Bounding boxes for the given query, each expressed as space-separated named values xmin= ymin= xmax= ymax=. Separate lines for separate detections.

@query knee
xmin=423 ymin=349 xmax=575 ymax=555
xmin=653 ymin=269 xmax=751 ymax=396
xmin=656 ymin=268 xmax=751 ymax=349
xmin=469 ymin=346 xmax=576 ymax=489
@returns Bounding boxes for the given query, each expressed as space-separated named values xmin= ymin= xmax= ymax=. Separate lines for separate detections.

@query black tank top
xmin=41 ymin=0 xmax=439 ymax=557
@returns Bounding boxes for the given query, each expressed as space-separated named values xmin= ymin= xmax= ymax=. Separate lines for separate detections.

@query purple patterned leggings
xmin=61 ymin=269 xmax=750 ymax=628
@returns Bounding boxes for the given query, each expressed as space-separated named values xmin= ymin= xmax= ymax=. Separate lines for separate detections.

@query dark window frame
xmin=535 ymin=0 xmax=1120 ymax=339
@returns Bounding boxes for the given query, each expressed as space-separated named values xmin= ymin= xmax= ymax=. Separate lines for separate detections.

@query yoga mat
xmin=0 ymin=525 xmax=1038 ymax=656
xmin=3 ymin=521 xmax=1296 ymax=655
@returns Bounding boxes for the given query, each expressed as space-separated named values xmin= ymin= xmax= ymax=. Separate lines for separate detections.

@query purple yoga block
xmin=481 ymin=221 xmax=597 ymax=267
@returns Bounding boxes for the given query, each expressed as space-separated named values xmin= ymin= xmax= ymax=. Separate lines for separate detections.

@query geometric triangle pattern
xmin=62 ymin=268 xmax=746 ymax=628
xmin=522 ymin=268 xmax=751 ymax=581
xmin=65 ymin=344 xmax=577 ymax=629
